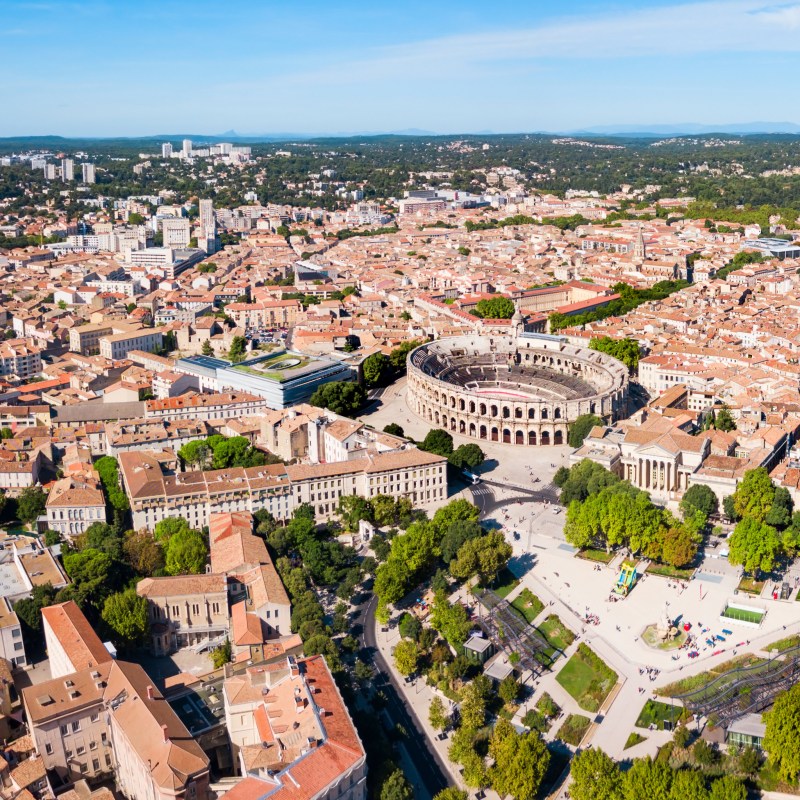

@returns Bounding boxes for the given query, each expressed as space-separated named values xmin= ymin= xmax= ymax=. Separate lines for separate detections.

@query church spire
xmin=633 ymin=224 xmax=646 ymax=260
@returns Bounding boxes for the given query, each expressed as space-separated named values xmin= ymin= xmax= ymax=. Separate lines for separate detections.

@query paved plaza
xmin=363 ymin=380 xmax=800 ymax=786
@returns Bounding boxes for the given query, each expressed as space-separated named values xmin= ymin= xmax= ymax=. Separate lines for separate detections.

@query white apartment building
xmin=99 ymin=329 xmax=163 ymax=360
xmin=0 ymin=338 xmax=42 ymax=379
xmin=82 ymin=163 xmax=96 ymax=183
xmin=0 ymin=597 xmax=26 ymax=668
xmin=45 ymin=477 xmax=107 ymax=541
xmin=161 ymin=217 xmax=191 ymax=248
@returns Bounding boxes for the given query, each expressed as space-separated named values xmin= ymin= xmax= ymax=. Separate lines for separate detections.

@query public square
xmin=360 ymin=377 xmax=800 ymax=769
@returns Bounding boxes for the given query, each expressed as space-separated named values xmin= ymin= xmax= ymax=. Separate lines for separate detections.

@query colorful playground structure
xmin=614 ymin=560 xmax=639 ymax=596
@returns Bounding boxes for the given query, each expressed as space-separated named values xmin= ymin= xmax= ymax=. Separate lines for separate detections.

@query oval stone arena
xmin=407 ymin=333 xmax=629 ymax=446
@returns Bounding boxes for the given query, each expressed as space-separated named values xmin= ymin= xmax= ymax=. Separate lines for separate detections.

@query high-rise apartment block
xmin=61 ymin=158 xmax=74 ymax=181
xmin=161 ymin=142 xmax=173 ymax=158
xmin=82 ymin=163 xmax=96 ymax=183
xmin=182 ymin=139 xmax=192 ymax=157
xmin=161 ymin=216 xmax=191 ymax=248
xmin=44 ymin=163 xmax=56 ymax=180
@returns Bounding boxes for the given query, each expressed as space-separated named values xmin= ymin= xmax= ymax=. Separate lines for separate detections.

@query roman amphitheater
xmin=407 ymin=333 xmax=629 ymax=446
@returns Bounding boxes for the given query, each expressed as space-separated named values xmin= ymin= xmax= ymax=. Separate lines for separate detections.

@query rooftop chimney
xmin=147 ymin=685 xmax=154 ymax=701
xmin=162 ymin=724 xmax=169 ymax=743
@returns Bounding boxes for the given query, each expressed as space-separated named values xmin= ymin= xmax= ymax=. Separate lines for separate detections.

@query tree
xmin=14 ymin=583 xmax=56 ymax=631
xmin=622 ymin=757 xmax=673 ymax=800
xmin=434 ymin=791 xmax=466 ymax=800
xmin=383 ymin=423 xmax=404 ymax=437
xmin=123 ymin=530 xmax=164 ymax=575
xmin=363 ymin=352 xmax=391 ymax=386
xmin=708 ymin=775 xmax=746 ymax=800
xmin=393 ymin=639 xmax=418 ymax=676
xmin=309 ymin=381 xmax=367 ymax=417
xmin=178 ymin=440 xmax=211 ymax=470
xmin=692 ymin=739 xmax=717 ymax=767
xmin=569 ymin=748 xmax=623 ymax=800
xmin=764 ymin=682 xmax=800 ymax=782
xmin=372 ymin=494 xmax=397 ymax=527
xmin=660 ymin=526 xmax=699 ymax=568
xmin=201 ymin=339 xmax=214 ymax=356
xmin=449 ymin=443 xmax=485 ymax=470
xmin=589 ymin=336 xmax=640 ymax=372
xmin=668 ymin=771 xmax=708 ymax=800
xmin=474 ymin=296 xmax=515 ymax=319
xmin=62 ymin=548 xmax=122 ymax=609
xmin=736 ymin=745 xmax=761 ymax=777
xmin=499 ymin=675 xmax=520 ymax=705
xmin=380 ymin=770 xmax=412 ymax=800
xmin=559 ymin=459 xmax=619 ymax=505
xmin=154 ymin=517 xmax=191 ymax=543
xmin=728 ymin=517 xmax=782 ymax=576
xmin=568 ymin=414 xmax=604 ymax=448
xmin=440 ymin=519 xmax=483 ymax=563
xmin=430 ymin=592 xmax=471 ymax=649
xmin=673 ymin=724 xmax=691 ymax=749
xmin=715 ymin=405 xmax=737 ymax=432
xmin=681 ymin=484 xmax=719 ymax=519
xmin=488 ymin=720 xmax=549 ymax=800
xmin=101 ymin=588 xmax=148 ymax=646
xmin=766 ymin=486 xmax=794 ymax=530
xmin=732 ymin=467 xmax=775 ymax=522
xmin=459 ymin=681 xmax=487 ymax=730
xmin=228 ymin=335 xmax=247 ymax=362
xmin=211 ymin=638 xmax=232 ymax=668
xmin=722 ymin=494 xmax=740 ymax=522
xmin=429 ymin=695 xmax=449 ymax=732
xmin=164 ymin=528 xmax=208 ymax=575
xmin=398 ymin=612 xmax=422 ymax=641
xmin=17 ymin=486 xmax=46 ymax=525
xmin=419 ymin=428 xmax=454 ymax=457
xmin=338 ymin=495 xmax=373 ymax=531
xmin=450 ymin=531 xmax=512 ymax=583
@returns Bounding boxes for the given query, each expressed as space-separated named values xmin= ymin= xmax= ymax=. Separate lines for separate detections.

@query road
xmin=470 ymin=478 xmax=560 ymax=516
xmin=358 ymin=595 xmax=450 ymax=799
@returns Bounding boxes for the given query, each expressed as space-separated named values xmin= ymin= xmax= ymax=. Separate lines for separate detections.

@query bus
xmin=463 ymin=471 xmax=481 ymax=485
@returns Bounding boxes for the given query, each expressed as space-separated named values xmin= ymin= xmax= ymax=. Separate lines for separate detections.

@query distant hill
xmin=570 ymin=122 xmax=800 ymax=137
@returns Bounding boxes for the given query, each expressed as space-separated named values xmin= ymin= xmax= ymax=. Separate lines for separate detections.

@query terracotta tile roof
xmin=137 ymin=574 xmax=225 ymax=598
xmin=41 ymin=601 xmax=112 ymax=672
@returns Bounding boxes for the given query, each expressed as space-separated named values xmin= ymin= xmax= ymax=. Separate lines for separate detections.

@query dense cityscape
xmin=5 ymin=2 xmax=800 ymax=800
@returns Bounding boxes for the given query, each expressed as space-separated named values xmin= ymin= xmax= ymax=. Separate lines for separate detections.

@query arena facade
xmin=407 ymin=332 xmax=629 ymax=446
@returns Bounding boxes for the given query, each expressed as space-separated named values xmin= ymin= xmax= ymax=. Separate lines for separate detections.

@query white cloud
xmin=279 ymin=1 xmax=800 ymax=86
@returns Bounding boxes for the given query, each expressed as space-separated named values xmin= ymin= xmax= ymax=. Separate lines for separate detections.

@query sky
xmin=3 ymin=0 xmax=800 ymax=137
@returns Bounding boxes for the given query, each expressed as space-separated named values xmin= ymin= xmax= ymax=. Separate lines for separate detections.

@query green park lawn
xmin=491 ymin=567 xmax=520 ymax=599
xmin=556 ymin=644 xmax=618 ymax=712
xmin=635 ymin=699 xmax=687 ymax=731
xmin=510 ymin=588 xmax=544 ymax=623
xmin=537 ymin=614 xmax=576 ymax=652
xmin=556 ymin=714 xmax=592 ymax=746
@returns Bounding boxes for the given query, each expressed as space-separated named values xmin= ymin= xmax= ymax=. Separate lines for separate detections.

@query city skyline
xmin=4 ymin=0 xmax=800 ymax=137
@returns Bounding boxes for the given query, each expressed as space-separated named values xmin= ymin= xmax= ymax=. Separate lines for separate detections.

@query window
xmin=192 ymin=604 xmax=200 ymax=615
xmin=60 ymin=725 xmax=68 ymax=736
xmin=92 ymin=759 xmax=100 ymax=772
xmin=72 ymin=721 xmax=81 ymax=732
xmin=91 ymin=712 xmax=99 ymax=722
xmin=172 ymin=606 xmax=180 ymax=616
xmin=101 ymin=733 xmax=108 ymax=744
xmin=79 ymin=762 xmax=87 ymax=774
xmin=105 ymin=754 xmax=112 ymax=768
xmin=13 ymin=642 xmax=22 ymax=651
xmin=45 ymin=743 xmax=53 ymax=755
xmin=65 ymin=749 xmax=73 ymax=759
xmin=90 ymin=741 xmax=97 ymax=751
xmin=212 ymin=602 xmax=220 ymax=614
xmin=76 ymin=745 xmax=85 ymax=756
xmin=12 ymin=628 xmax=20 ymax=638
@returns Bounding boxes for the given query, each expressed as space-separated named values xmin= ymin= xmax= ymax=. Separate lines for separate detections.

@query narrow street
xmin=355 ymin=595 xmax=451 ymax=799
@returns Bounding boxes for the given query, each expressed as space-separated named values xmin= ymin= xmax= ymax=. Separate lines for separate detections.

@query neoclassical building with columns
xmin=407 ymin=332 xmax=629 ymax=446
